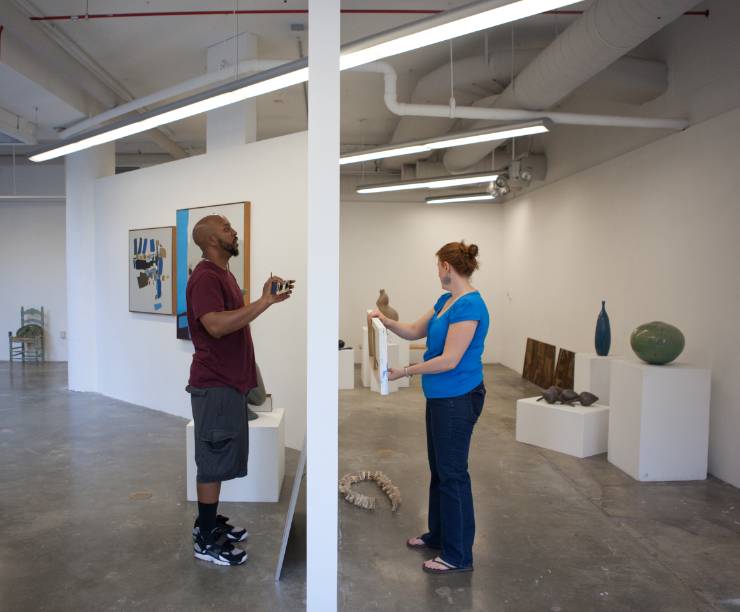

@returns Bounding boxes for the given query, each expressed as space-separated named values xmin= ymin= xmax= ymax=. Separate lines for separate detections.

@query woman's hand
xmin=386 ymin=367 xmax=405 ymax=381
xmin=368 ymin=309 xmax=389 ymax=327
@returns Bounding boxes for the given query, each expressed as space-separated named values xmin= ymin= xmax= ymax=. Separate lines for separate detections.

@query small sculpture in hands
xmin=376 ymin=289 xmax=399 ymax=321
xmin=537 ymin=386 xmax=599 ymax=407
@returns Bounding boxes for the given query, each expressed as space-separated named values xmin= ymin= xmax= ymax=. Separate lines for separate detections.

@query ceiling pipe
xmin=382 ymin=48 xmax=668 ymax=169
xmin=354 ymin=61 xmax=687 ymax=130
xmin=12 ymin=0 xmax=187 ymax=159
xmin=60 ymin=59 xmax=287 ymax=138
xmin=27 ymin=9 xmax=709 ymax=21
xmin=443 ymin=0 xmax=702 ymax=172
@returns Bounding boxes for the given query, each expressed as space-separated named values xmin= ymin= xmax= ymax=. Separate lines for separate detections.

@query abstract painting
xmin=175 ymin=202 xmax=251 ymax=340
xmin=129 ymin=227 xmax=176 ymax=315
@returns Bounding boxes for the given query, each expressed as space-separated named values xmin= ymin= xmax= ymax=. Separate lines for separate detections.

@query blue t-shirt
xmin=421 ymin=291 xmax=489 ymax=399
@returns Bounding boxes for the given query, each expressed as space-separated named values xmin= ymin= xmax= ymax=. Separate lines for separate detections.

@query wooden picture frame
xmin=175 ymin=202 xmax=251 ymax=340
xmin=128 ymin=226 xmax=177 ymax=315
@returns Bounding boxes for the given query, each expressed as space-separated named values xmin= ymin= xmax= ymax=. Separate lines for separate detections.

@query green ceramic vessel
xmin=630 ymin=321 xmax=685 ymax=365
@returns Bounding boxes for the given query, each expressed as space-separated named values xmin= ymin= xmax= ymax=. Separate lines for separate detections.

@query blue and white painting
xmin=129 ymin=227 xmax=175 ymax=315
xmin=175 ymin=202 xmax=250 ymax=340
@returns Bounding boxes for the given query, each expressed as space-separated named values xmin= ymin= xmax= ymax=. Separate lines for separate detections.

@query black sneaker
xmin=193 ymin=514 xmax=248 ymax=543
xmin=193 ymin=526 xmax=248 ymax=566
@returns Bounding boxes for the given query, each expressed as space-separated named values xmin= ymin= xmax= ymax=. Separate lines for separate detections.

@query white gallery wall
xmin=93 ymin=132 xmax=308 ymax=449
xmin=0 ymin=161 xmax=67 ymax=361
xmin=496 ymin=105 xmax=740 ymax=488
xmin=339 ymin=199 xmax=505 ymax=364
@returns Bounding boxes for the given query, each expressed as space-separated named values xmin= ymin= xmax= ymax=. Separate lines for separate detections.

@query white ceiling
xmin=0 ymin=0 xmax=591 ymax=153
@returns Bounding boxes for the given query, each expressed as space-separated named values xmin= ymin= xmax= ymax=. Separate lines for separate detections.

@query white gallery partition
xmin=496 ymin=105 xmax=740 ymax=488
xmin=306 ymin=0 xmax=340 ymax=609
xmin=94 ymin=133 xmax=308 ymax=450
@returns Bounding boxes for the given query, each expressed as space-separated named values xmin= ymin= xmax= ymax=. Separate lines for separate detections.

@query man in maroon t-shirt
xmin=186 ymin=214 xmax=292 ymax=566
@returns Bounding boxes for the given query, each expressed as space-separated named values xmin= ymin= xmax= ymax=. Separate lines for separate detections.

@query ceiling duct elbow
xmin=443 ymin=0 xmax=700 ymax=173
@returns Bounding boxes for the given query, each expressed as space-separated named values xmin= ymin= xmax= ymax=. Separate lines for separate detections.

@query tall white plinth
xmin=574 ymin=353 xmax=614 ymax=404
xmin=516 ymin=396 xmax=609 ymax=458
xmin=187 ymin=408 xmax=285 ymax=502
xmin=339 ymin=348 xmax=355 ymax=389
xmin=608 ymin=361 xmax=711 ymax=482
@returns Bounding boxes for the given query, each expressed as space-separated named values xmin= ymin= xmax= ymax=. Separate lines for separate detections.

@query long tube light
xmin=426 ymin=193 xmax=496 ymax=204
xmin=340 ymin=120 xmax=550 ymax=165
xmin=30 ymin=62 xmax=308 ymax=162
xmin=30 ymin=0 xmax=578 ymax=162
xmin=357 ymin=172 xmax=498 ymax=194
xmin=340 ymin=0 xmax=579 ymax=70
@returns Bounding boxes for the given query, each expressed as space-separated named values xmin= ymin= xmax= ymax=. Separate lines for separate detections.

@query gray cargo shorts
xmin=187 ymin=385 xmax=249 ymax=483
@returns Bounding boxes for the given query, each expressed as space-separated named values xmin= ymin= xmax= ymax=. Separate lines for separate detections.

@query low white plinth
xmin=608 ymin=360 xmax=710 ymax=482
xmin=574 ymin=353 xmax=614 ymax=405
xmin=339 ymin=348 xmax=355 ymax=390
xmin=516 ymin=396 xmax=609 ymax=458
xmin=187 ymin=408 xmax=285 ymax=502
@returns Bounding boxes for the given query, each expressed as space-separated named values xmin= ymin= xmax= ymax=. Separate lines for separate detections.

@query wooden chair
xmin=8 ymin=306 xmax=45 ymax=363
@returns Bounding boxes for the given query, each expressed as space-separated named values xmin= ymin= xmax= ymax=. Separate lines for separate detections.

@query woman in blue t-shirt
xmin=370 ymin=241 xmax=489 ymax=574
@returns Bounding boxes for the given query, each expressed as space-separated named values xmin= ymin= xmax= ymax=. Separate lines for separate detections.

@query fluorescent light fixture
xmin=340 ymin=120 xmax=550 ymax=165
xmin=30 ymin=61 xmax=309 ymax=162
xmin=426 ymin=193 xmax=496 ymax=204
xmin=31 ymin=0 xmax=576 ymax=162
xmin=357 ymin=172 xmax=498 ymax=194
xmin=340 ymin=0 xmax=580 ymax=70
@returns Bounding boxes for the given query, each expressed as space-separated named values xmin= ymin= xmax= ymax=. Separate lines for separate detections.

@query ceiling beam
xmin=0 ymin=105 xmax=36 ymax=144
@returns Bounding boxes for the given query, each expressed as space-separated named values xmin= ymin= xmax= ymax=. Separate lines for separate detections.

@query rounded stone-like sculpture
xmin=630 ymin=321 xmax=685 ymax=365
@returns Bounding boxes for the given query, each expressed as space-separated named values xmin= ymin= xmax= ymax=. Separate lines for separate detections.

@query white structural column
xmin=206 ymin=32 xmax=258 ymax=150
xmin=65 ymin=144 xmax=115 ymax=391
xmin=306 ymin=0 xmax=340 ymax=609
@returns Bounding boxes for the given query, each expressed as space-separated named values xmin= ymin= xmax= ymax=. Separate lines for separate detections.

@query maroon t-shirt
xmin=186 ymin=259 xmax=257 ymax=394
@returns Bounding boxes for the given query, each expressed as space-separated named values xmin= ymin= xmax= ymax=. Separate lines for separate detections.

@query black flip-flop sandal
xmin=406 ymin=536 xmax=441 ymax=550
xmin=422 ymin=556 xmax=474 ymax=574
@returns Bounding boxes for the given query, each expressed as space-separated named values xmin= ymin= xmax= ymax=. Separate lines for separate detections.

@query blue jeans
xmin=421 ymin=383 xmax=486 ymax=568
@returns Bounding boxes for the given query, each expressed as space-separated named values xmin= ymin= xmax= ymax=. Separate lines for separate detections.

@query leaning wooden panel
xmin=522 ymin=337 xmax=556 ymax=389
xmin=553 ymin=348 xmax=576 ymax=389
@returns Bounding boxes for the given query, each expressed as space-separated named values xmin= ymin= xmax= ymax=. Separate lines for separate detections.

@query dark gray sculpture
xmin=246 ymin=364 xmax=267 ymax=421
xmin=537 ymin=386 xmax=599 ymax=407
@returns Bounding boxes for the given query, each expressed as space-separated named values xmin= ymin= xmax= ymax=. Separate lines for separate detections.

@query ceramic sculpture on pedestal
xmin=630 ymin=321 xmax=685 ymax=365
xmin=376 ymin=289 xmax=399 ymax=321
xmin=594 ymin=300 xmax=611 ymax=356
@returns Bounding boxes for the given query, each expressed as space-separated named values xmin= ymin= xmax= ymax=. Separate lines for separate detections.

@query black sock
xmin=198 ymin=502 xmax=218 ymax=538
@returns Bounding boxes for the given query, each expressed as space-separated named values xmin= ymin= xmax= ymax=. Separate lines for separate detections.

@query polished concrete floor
xmin=0 ymin=362 xmax=305 ymax=612
xmin=3 ymin=362 xmax=740 ymax=612
xmin=339 ymin=365 xmax=740 ymax=612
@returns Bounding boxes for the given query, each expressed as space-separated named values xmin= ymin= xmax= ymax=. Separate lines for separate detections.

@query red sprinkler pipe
xmin=29 ymin=9 xmax=709 ymax=21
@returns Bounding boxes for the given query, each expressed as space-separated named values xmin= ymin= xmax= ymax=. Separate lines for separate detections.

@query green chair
xmin=8 ymin=306 xmax=45 ymax=363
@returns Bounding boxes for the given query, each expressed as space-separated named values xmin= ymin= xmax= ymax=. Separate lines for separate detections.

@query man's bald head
xmin=192 ymin=214 xmax=239 ymax=260
xmin=192 ymin=215 xmax=226 ymax=252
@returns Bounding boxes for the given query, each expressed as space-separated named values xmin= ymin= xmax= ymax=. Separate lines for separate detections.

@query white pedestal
xmin=339 ymin=348 xmax=355 ymax=389
xmin=186 ymin=408 xmax=286 ymax=502
xmin=574 ymin=353 xmax=614 ymax=405
xmin=608 ymin=361 xmax=711 ymax=482
xmin=516 ymin=396 xmax=609 ymax=458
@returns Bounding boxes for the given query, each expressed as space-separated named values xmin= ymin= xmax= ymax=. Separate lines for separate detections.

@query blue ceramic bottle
xmin=595 ymin=300 xmax=611 ymax=356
